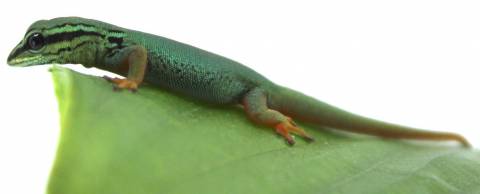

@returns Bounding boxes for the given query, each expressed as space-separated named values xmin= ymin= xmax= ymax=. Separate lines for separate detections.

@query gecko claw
xmin=276 ymin=119 xmax=314 ymax=145
xmin=304 ymin=135 xmax=315 ymax=143
xmin=102 ymin=76 xmax=139 ymax=92
xmin=286 ymin=138 xmax=296 ymax=146
xmin=102 ymin=75 xmax=120 ymax=83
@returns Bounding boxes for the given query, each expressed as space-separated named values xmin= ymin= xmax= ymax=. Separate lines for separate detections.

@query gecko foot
xmin=275 ymin=118 xmax=315 ymax=146
xmin=103 ymin=76 xmax=138 ymax=92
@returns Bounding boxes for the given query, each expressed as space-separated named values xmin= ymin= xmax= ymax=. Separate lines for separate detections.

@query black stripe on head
xmin=44 ymin=30 xmax=105 ymax=44
xmin=44 ymin=23 xmax=96 ymax=34
xmin=52 ymin=41 xmax=92 ymax=55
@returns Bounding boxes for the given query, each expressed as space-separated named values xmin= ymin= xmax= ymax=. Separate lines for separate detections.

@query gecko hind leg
xmin=243 ymin=88 xmax=314 ymax=145
xmin=103 ymin=45 xmax=148 ymax=92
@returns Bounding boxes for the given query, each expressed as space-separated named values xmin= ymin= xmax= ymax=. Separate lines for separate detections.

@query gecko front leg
xmin=103 ymin=45 xmax=148 ymax=92
xmin=243 ymin=88 xmax=315 ymax=145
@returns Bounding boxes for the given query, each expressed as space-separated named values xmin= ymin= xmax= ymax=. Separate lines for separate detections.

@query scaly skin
xmin=7 ymin=17 xmax=470 ymax=147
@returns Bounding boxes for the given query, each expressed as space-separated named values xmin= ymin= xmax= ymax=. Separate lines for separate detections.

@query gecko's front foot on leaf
xmin=103 ymin=76 xmax=138 ymax=92
xmin=276 ymin=118 xmax=315 ymax=146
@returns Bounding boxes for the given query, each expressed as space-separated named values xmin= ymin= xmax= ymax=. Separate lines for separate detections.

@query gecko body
xmin=8 ymin=17 xmax=470 ymax=147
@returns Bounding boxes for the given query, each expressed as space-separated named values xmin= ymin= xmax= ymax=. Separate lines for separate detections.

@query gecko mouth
xmin=7 ymin=55 xmax=54 ymax=67
xmin=7 ymin=56 xmax=43 ymax=67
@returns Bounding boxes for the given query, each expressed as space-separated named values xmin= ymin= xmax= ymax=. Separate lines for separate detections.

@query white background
xmin=1 ymin=0 xmax=480 ymax=193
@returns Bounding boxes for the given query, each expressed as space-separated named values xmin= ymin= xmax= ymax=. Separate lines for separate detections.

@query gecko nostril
xmin=7 ymin=41 xmax=27 ymax=65
xmin=7 ymin=50 xmax=16 ymax=65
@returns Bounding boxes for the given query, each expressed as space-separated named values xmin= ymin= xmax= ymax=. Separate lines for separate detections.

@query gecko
xmin=7 ymin=17 xmax=470 ymax=147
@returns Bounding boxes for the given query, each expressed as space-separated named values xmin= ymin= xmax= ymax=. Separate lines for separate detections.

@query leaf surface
xmin=48 ymin=66 xmax=480 ymax=194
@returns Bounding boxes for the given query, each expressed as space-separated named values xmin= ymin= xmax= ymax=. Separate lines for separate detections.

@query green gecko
xmin=7 ymin=17 xmax=470 ymax=147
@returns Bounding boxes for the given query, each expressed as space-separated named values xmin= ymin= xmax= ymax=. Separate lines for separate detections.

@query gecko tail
xmin=267 ymin=86 xmax=470 ymax=148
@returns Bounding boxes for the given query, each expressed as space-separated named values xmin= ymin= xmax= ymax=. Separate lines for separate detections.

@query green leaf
xmin=47 ymin=66 xmax=480 ymax=194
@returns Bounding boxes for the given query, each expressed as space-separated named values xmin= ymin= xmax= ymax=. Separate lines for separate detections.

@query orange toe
xmin=275 ymin=120 xmax=315 ymax=145
xmin=103 ymin=76 xmax=138 ymax=92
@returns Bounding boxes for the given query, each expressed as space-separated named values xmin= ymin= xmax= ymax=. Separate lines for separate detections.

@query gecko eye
xmin=27 ymin=33 xmax=45 ymax=51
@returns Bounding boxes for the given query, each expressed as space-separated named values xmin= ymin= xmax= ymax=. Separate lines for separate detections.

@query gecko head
xmin=8 ymin=26 xmax=53 ymax=67
xmin=7 ymin=17 xmax=103 ymax=67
